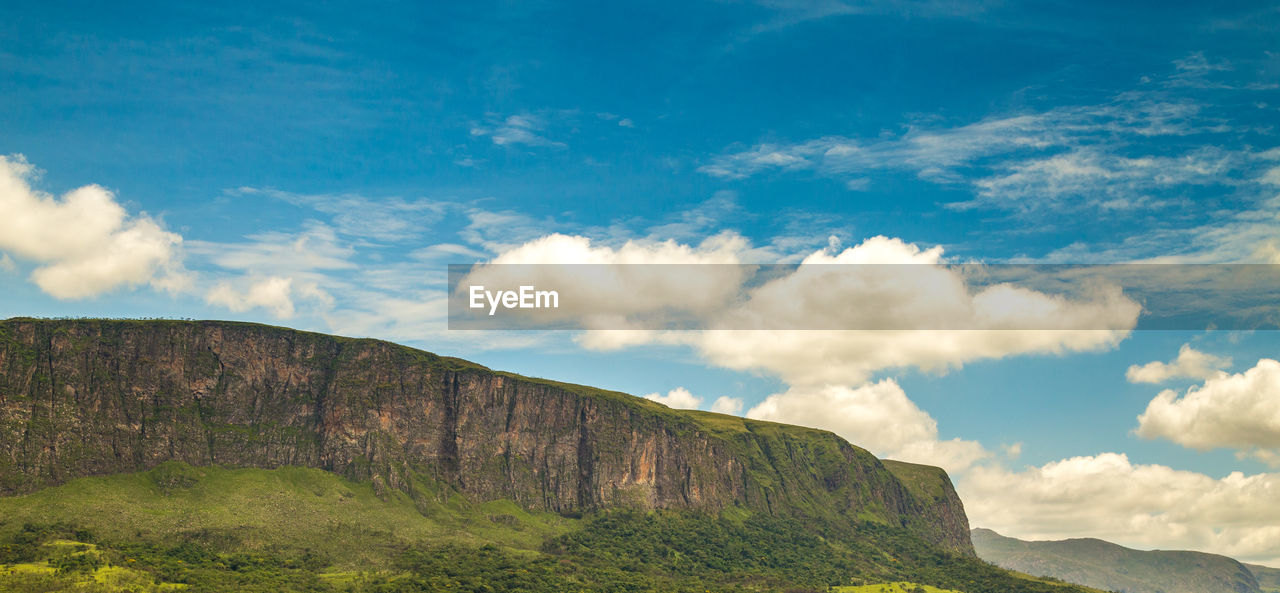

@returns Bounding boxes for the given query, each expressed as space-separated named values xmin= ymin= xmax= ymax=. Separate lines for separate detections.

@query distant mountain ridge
xmin=972 ymin=527 xmax=1267 ymax=593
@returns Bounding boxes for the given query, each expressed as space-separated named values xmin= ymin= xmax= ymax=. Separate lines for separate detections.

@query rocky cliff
xmin=0 ymin=318 xmax=973 ymax=555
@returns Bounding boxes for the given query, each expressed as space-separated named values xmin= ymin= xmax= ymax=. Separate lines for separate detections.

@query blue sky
xmin=4 ymin=0 xmax=1280 ymax=563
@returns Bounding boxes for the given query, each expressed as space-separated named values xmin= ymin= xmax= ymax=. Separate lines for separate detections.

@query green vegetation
xmin=0 ymin=464 xmax=1107 ymax=593
xmin=0 ymin=319 xmax=1109 ymax=592
xmin=834 ymin=583 xmax=963 ymax=593
xmin=1247 ymin=564 xmax=1280 ymax=593
xmin=882 ymin=460 xmax=949 ymax=501
xmin=0 ymin=462 xmax=570 ymax=567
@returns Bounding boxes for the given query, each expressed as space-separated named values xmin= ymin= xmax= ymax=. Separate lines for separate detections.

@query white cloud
xmin=698 ymin=145 xmax=813 ymax=179
xmin=459 ymin=207 xmax=565 ymax=254
xmin=1136 ymin=358 xmax=1280 ymax=464
xmin=962 ymin=147 xmax=1236 ymax=213
xmin=644 ymin=387 xmax=702 ymax=410
xmin=642 ymin=388 xmax=745 ymax=417
xmin=961 ymin=453 xmax=1280 ymax=565
xmin=1261 ymin=165 xmax=1280 ymax=186
xmin=189 ymin=222 xmax=356 ymax=274
xmin=470 ymin=113 xmax=566 ymax=148
xmin=0 ymin=253 xmax=15 ymax=273
xmin=205 ymin=275 xmax=333 ymax=319
xmin=458 ymin=231 xmax=1139 ymax=475
xmin=0 ymin=155 xmax=188 ymax=299
xmin=698 ymin=79 xmax=1269 ymax=216
xmin=409 ymin=242 xmax=489 ymax=261
xmin=237 ymin=188 xmax=449 ymax=242
xmin=459 ymin=231 xmax=753 ymax=328
xmin=1126 ymin=343 xmax=1232 ymax=383
xmin=746 ymin=379 xmax=990 ymax=474
xmin=710 ymin=395 xmax=744 ymax=415
xmin=738 ymin=0 xmax=992 ymax=43
xmin=688 ymin=236 xmax=1138 ymax=385
xmin=1039 ymin=195 xmax=1280 ymax=264
xmin=643 ymin=192 xmax=742 ymax=242
xmin=478 ymin=232 xmax=1137 ymax=385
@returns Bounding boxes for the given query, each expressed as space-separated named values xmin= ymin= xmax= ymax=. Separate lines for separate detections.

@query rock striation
xmin=0 ymin=318 xmax=973 ymax=555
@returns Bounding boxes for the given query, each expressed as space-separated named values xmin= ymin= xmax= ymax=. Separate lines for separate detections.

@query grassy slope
xmin=0 ymin=317 xmax=906 ymax=533
xmin=1248 ymin=563 xmax=1280 ymax=593
xmin=0 ymin=462 xmax=571 ymax=568
xmin=0 ymin=464 xmax=1114 ymax=593
xmin=835 ymin=582 xmax=965 ymax=593
xmin=0 ymin=319 xmax=1105 ymax=593
xmin=882 ymin=460 xmax=949 ymax=501
xmin=973 ymin=527 xmax=1260 ymax=593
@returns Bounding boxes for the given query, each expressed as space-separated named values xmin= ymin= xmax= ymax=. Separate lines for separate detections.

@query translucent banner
xmin=446 ymin=264 xmax=1280 ymax=330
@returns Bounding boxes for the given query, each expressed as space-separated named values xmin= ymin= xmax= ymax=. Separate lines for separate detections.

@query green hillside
xmin=0 ymin=317 xmax=969 ymax=554
xmin=1247 ymin=563 xmax=1280 ymax=593
xmin=0 ymin=464 xmax=1109 ymax=592
xmin=972 ymin=527 xmax=1261 ymax=593
xmin=0 ymin=319 xmax=1112 ymax=592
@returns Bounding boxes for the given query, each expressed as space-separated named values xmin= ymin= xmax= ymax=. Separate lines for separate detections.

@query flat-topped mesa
xmin=0 ymin=318 xmax=973 ymax=555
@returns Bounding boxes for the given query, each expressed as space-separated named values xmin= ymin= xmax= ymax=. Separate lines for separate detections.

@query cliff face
xmin=0 ymin=318 xmax=973 ymax=555
xmin=883 ymin=460 xmax=972 ymax=553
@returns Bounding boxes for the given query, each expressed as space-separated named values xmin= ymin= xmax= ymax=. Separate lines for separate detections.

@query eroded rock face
xmin=0 ymin=318 xmax=973 ymax=555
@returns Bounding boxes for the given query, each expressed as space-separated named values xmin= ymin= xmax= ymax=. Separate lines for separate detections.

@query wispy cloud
xmin=470 ymin=113 xmax=568 ymax=148
xmin=700 ymin=57 xmax=1276 ymax=217
xmin=734 ymin=0 xmax=996 ymax=43
xmin=1166 ymin=51 xmax=1279 ymax=91
xmin=234 ymin=188 xmax=451 ymax=243
xmin=236 ymin=185 xmax=455 ymax=240
xmin=188 ymin=222 xmax=357 ymax=274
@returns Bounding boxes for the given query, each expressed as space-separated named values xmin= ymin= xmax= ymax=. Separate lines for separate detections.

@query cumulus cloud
xmin=690 ymin=236 xmax=1139 ymax=385
xmin=961 ymin=453 xmax=1280 ymax=565
xmin=475 ymin=232 xmax=1138 ymax=472
xmin=205 ymin=275 xmax=333 ymax=319
xmin=0 ymin=155 xmax=187 ymax=299
xmin=746 ymin=379 xmax=990 ymax=474
xmin=458 ymin=231 xmax=752 ymax=328
xmin=643 ymin=389 xmax=744 ymax=416
xmin=554 ymin=235 xmax=1137 ymax=385
xmin=1126 ymin=344 xmax=1232 ymax=383
xmin=1136 ymin=358 xmax=1280 ymax=465
xmin=644 ymin=387 xmax=702 ymax=410
xmin=710 ymin=395 xmax=744 ymax=415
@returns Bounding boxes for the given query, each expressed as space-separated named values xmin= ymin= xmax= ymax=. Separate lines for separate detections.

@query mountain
xmin=0 ymin=317 xmax=969 ymax=552
xmin=0 ymin=318 xmax=1109 ymax=592
xmin=1246 ymin=564 xmax=1280 ymax=593
xmin=972 ymin=527 xmax=1261 ymax=593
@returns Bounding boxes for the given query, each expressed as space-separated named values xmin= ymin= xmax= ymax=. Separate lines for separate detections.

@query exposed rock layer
xmin=0 ymin=318 xmax=973 ymax=554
